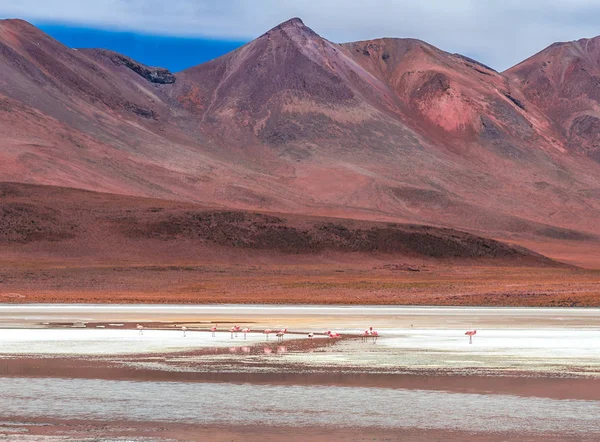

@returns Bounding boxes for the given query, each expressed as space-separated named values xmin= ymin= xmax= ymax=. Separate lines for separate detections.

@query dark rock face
xmin=124 ymin=102 xmax=156 ymax=119
xmin=415 ymin=72 xmax=451 ymax=97
xmin=505 ymin=94 xmax=526 ymax=111
xmin=107 ymin=52 xmax=175 ymax=84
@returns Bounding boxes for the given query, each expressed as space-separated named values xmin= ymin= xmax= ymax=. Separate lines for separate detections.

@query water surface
xmin=2 ymin=377 xmax=599 ymax=437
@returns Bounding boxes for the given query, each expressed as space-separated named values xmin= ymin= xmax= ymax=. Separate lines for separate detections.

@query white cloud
xmin=1 ymin=0 xmax=600 ymax=70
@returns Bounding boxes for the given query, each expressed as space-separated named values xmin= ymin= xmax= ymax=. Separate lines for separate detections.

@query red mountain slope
xmin=1 ymin=18 xmax=600 ymax=266
xmin=506 ymin=36 xmax=600 ymax=160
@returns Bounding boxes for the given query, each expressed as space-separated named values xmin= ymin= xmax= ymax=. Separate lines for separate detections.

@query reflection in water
xmin=1 ymin=377 xmax=600 ymax=437
xmin=263 ymin=347 xmax=273 ymax=354
xmin=277 ymin=346 xmax=287 ymax=354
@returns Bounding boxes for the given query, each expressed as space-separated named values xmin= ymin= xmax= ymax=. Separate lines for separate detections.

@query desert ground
xmin=1 ymin=305 xmax=599 ymax=440
xmin=2 ymin=263 xmax=600 ymax=306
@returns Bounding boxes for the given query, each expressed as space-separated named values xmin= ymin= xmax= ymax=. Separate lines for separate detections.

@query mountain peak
xmin=265 ymin=17 xmax=316 ymax=37
xmin=278 ymin=17 xmax=305 ymax=28
xmin=256 ymin=16 xmax=320 ymax=45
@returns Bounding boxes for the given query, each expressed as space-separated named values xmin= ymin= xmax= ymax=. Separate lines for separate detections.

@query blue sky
xmin=38 ymin=25 xmax=247 ymax=72
xmin=2 ymin=1 xmax=600 ymax=71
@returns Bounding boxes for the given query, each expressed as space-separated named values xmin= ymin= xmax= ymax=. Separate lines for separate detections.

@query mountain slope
xmin=506 ymin=36 xmax=600 ymax=160
xmin=1 ymin=18 xmax=600 ymax=266
xmin=171 ymin=19 xmax=600 ymax=247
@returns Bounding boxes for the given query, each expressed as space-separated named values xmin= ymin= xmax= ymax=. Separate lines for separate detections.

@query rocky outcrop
xmin=104 ymin=51 xmax=175 ymax=84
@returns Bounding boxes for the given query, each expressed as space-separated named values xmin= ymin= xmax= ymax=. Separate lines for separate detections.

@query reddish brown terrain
xmin=1 ymin=18 xmax=600 ymax=303
xmin=507 ymin=37 xmax=600 ymax=160
xmin=1 ymin=182 xmax=599 ymax=306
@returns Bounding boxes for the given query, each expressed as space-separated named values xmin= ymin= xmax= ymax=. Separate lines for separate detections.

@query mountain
xmin=1 ymin=18 xmax=600 ymax=267
xmin=506 ymin=36 xmax=600 ymax=160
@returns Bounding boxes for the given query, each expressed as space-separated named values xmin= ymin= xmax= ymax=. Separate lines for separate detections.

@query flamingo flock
xmin=361 ymin=327 xmax=379 ymax=343
xmin=134 ymin=323 xmax=373 ymax=343
xmin=135 ymin=322 xmax=480 ymax=348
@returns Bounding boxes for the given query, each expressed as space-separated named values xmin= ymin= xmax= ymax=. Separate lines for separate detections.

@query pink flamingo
xmin=181 ymin=326 xmax=187 ymax=337
xmin=230 ymin=326 xmax=237 ymax=339
xmin=465 ymin=329 xmax=477 ymax=344
xmin=210 ymin=324 xmax=217 ymax=337
xmin=233 ymin=325 xmax=241 ymax=337
xmin=362 ymin=329 xmax=371 ymax=342
xmin=276 ymin=329 xmax=287 ymax=342
xmin=242 ymin=327 xmax=251 ymax=339
xmin=327 ymin=330 xmax=341 ymax=338
xmin=370 ymin=329 xmax=379 ymax=344
xmin=136 ymin=324 xmax=144 ymax=336
xmin=264 ymin=329 xmax=272 ymax=341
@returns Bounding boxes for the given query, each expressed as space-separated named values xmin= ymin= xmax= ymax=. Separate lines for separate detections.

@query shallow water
xmin=2 ymin=377 xmax=600 ymax=436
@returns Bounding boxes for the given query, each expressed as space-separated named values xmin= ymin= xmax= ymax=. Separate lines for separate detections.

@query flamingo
xmin=181 ymin=326 xmax=187 ymax=337
xmin=136 ymin=324 xmax=144 ymax=336
xmin=371 ymin=329 xmax=379 ymax=344
xmin=276 ymin=329 xmax=286 ymax=342
xmin=327 ymin=330 xmax=341 ymax=338
xmin=230 ymin=326 xmax=237 ymax=339
xmin=233 ymin=325 xmax=241 ymax=337
xmin=362 ymin=329 xmax=371 ymax=343
xmin=308 ymin=332 xmax=314 ymax=339
xmin=242 ymin=327 xmax=251 ymax=339
xmin=210 ymin=324 xmax=217 ymax=337
xmin=465 ymin=329 xmax=477 ymax=344
xmin=264 ymin=329 xmax=272 ymax=341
